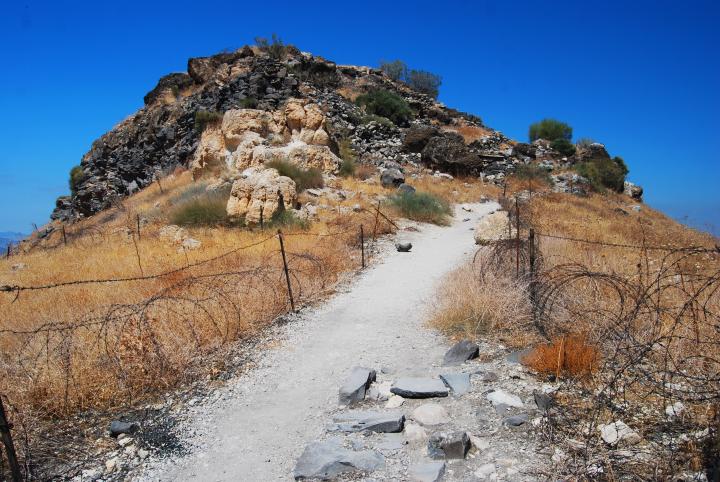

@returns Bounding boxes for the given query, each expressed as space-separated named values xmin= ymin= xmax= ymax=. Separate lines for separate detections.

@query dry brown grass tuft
xmin=429 ymin=251 xmax=534 ymax=346
xmin=521 ymin=334 xmax=600 ymax=380
xmin=441 ymin=124 xmax=492 ymax=144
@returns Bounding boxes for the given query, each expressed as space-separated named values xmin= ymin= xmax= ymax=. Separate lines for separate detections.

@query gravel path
xmin=136 ymin=201 xmax=548 ymax=481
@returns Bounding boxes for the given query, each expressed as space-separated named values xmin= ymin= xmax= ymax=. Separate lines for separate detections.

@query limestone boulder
xmin=191 ymin=127 xmax=228 ymax=177
xmin=222 ymin=109 xmax=278 ymax=149
xmin=226 ymin=169 xmax=297 ymax=225
xmin=286 ymin=144 xmax=341 ymax=173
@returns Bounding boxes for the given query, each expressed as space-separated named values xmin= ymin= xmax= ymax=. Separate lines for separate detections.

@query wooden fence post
xmin=371 ymin=200 xmax=382 ymax=243
xmin=0 ymin=396 xmax=22 ymax=482
xmin=6 ymin=244 xmax=10 ymax=259
xmin=136 ymin=214 xmax=141 ymax=240
xmin=62 ymin=226 xmax=67 ymax=246
xmin=360 ymin=225 xmax=365 ymax=269
xmin=277 ymin=230 xmax=295 ymax=312
xmin=515 ymin=198 xmax=520 ymax=278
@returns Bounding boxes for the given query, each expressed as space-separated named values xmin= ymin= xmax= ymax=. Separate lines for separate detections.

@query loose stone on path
xmin=408 ymin=461 xmax=446 ymax=482
xmin=391 ymin=378 xmax=449 ymax=398
xmin=293 ymin=438 xmax=384 ymax=480
xmin=440 ymin=372 xmax=471 ymax=395
xmin=338 ymin=367 xmax=376 ymax=406
xmin=442 ymin=340 xmax=480 ymax=366
xmin=331 ymin=411 xmax=405 ymax=433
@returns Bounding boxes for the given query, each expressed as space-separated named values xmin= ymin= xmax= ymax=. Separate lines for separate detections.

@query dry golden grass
xmin=441 ymin=124 xmax=492 ymax=144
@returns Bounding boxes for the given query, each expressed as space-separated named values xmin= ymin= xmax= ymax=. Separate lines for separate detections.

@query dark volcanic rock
xmin=428 ymin=432 xmax=471 ymax=460
xmin=380 ymin=168 xmax=405 ymax=187
xmin=293 ymin=439 xmax=384 ymax=480
xmin=391 ymin=378 xmax=448 ymax=398
xmin=109 ymin=420 xmax=139 ymax=437
xmin=443 ymin=340 xmax=480 ymax=366
xmin=421 ymin=133 xmax=485 ymax=176
xmin=339 ymin=367 xmax=376 ymax=406
xmin=331 ymin=411 xmax=405 ymax=433
xmin=402 ymin=125 xmax=438 ymax=153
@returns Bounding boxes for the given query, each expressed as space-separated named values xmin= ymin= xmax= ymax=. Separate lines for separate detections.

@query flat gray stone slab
xmin=293 ymin=438 xmax=384 ymax=480
xmin=339 ymin=367 xmax=376 ymax=406
xmin=504 ymin=413 xmax=529 ymax=426
xmin=409 ymin=461 xmax=446 ymax=482
xmin=391 ymin=378 xmax=449 ymax=399
xmin=331 ymin=411 xmax=405 ymax=433
xmin=439 ymin=373 xmax=471 ymax=395
xmin=442 ymin=340 xmax=479 ymax=366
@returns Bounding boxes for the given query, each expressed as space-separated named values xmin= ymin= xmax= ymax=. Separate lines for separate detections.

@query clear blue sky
xmin=1 ymin=0 xmax=718 ymax=234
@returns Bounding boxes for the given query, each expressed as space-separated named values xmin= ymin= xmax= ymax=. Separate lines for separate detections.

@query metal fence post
xmin=360 ymin=225 xmax=365 ymax=269
xmin=277 ymin=230 xmax=295 ymax=312
xmin=515 ymin=199 xmax=520 ymax=278
xmin=6 ymin=244 xmax=10 ymax=259
xmin=0 ymin=396 xmax=22 ymax=482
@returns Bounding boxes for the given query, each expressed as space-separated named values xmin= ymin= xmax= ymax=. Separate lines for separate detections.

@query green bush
xmin=576 ymin=137 xmax=597 ymax=148
xmin=338 ymin=139 xmax=357 ymax=177
xmin=356 ymin=89 xmax=413 ymax=126
xmin=255 ymin=33 xmax=287 ymax=60
xmin=170 ymin=191 xmax=239 ymax=227
xmin=551 ymin=138 xmax=577 ymax=157
xmin=194 ymin=110 xmax=223 ymax=133
xmin=513 ymin=164 xmax=553 ymax=185
xmin=69 ymin=165 xmax=85 ymax=195
xmin=406 ymin=69 xmax=442 ymax=98
xmin=389 ymin=191 xmax=451 ymax=225
xmin=239 ymin=97 xmax=258 ymax=108
xmin=266 ymin=160 xmax=324 ymax=191
xmin=269 ymin=209 xmax=310 ymax=230
xmin=529 ymin=118 xmax=573 ymax=142
xmin=575 ymin=156 xmax=628 ymax=192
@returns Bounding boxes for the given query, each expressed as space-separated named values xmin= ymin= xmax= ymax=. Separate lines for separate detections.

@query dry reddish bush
xmin=521 ymin=334 xmax=600 ymax=380
xmin=355 ymin=164 xmax=376 ymax=180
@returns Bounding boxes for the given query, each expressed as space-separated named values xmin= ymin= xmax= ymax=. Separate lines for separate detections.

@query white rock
xmin=385 ymin=395 xmax=405 ymax=409
xmin=665 ymin=401 xmax=685 ymax=418
xmin=486 ymin=390 xmax=523 ymax=408
xmin=469 ymin=435 xmax=490 ymax=451
xmin=412 ymin=403 xmax=450 ymax=426
xmin=599 ymin=421 xmax=641 ymax=446
xmin=366 ymin=381 xmax=393 ymax=401
xmin=404 ymin=422 xmax=427 ymax=444
xmin=117 ymin=436 xmax=134 ymax=447
xmin=182 ymin=237 xmax=201 ymax=250
xmin=138 ymin=449 xmax=149 ymax=460
xmin=105 ymin=457 xmax=120 ymax=473
xmin=476 ymin=463 xmax=496 ymax=479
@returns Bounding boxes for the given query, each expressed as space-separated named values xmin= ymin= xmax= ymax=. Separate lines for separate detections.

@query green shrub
xmin=406 ymin=69 xmax=442 ymax=98
xmin=551 ymin=138 xmax=577 ymax=157
xmin=194 ymin=110 xmax=223 ymax=133
xmin=255 ymin=33 xmax=287 ymax=60
xmin=69 ymin=165 xmax=85 ymax=195
xmin=269 ymin=208 xmax=309 ymax=230
xmin=575 ymin=156 xmax=628 ymax=193
xmin=356 ymin=89 xmax=413 ymax=126
xmin=170 ymin=190 xmax=239 ymax=227
xmin=529 ymin=118 xmax=573 ymax=142
xmin=239 ymin=97 xmax=258 ymax=108
xmin=379 ymin=59 xmax=408 ymax=81
xmin=513 ymin=164 xmax=553 ymax=185
xmin=266 ymin=160 xmax=324 ymax=191
xmin=338 ymin=139 xmax=357 ymax=178
xmin=389 ymin=191 xmax=451 ymax=225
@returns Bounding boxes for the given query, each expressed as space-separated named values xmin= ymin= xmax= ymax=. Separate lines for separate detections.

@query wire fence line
xmin=0 ymin=205 xmax=398 ymax=481
xmin=485 ymin=198 xmax=720 ymax=479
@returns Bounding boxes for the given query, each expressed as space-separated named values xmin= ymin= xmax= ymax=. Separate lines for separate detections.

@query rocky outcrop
xmin=623 ymin=181 xmax=643 ymax=201
xmin=226 ymin=168 xmax=297 ymax=225
xmin=574 ymin=142 xmax=610 ymax=163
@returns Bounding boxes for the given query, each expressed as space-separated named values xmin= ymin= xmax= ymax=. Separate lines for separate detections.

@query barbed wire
xmin=535 ymin=230 xmax=720 ymax=253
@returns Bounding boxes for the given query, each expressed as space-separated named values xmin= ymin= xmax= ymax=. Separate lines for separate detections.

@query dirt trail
xmin=136 ymin=202 xmax=544 ymax=481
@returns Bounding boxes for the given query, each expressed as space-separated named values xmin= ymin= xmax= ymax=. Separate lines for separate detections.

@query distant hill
xmin=0 ymin=231 xmax=25 ymax=250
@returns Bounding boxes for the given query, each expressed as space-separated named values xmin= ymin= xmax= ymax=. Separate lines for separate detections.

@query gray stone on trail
xmin=391 ymin=378 xmax=449 ymax=398
xmin=293 ymin=438 xmax=385 ymax=480
xmin=396 ymin=242 xmax=413 ymax=252
xmin=381 ymin=168 xmax=405 ymax=188
xmin=428 ymin=432 xmax=471 ymax=460
xmin=339 ymin=367 xmax=376 ymax=405
xmin=409 ymin=461 xmax=446 ymax=482
xmin=397 ymin=183 xmax=416 ymax=195
xmin=474 ymin=370 xmax=499 ymax=382
xmin=439 ymin=373 xmax=471 ymax=395
xmin=533 ymin=390 xmax=554 ymax=411
xmin=504 ymin=413 xmax=529 ymax=426
xmin=442 ymin=340 xmax=480 ymax=366
xmin=493 ymin=403 xmax=513 ymax=416
xmin=109 ymin=420 xmax=139 ymax=438
xmin=331 ymin=411 xmax=405 ymax=433
xmin=486 ymin=389 xmax=524 ymax=408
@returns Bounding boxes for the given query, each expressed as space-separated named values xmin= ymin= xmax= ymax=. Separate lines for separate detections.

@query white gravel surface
xmin=135 ymin=202 xmax=549 ymax=481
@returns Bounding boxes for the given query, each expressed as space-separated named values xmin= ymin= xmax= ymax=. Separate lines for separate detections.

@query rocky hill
xmin=52 ymin=42 xmax=639 ymax=222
